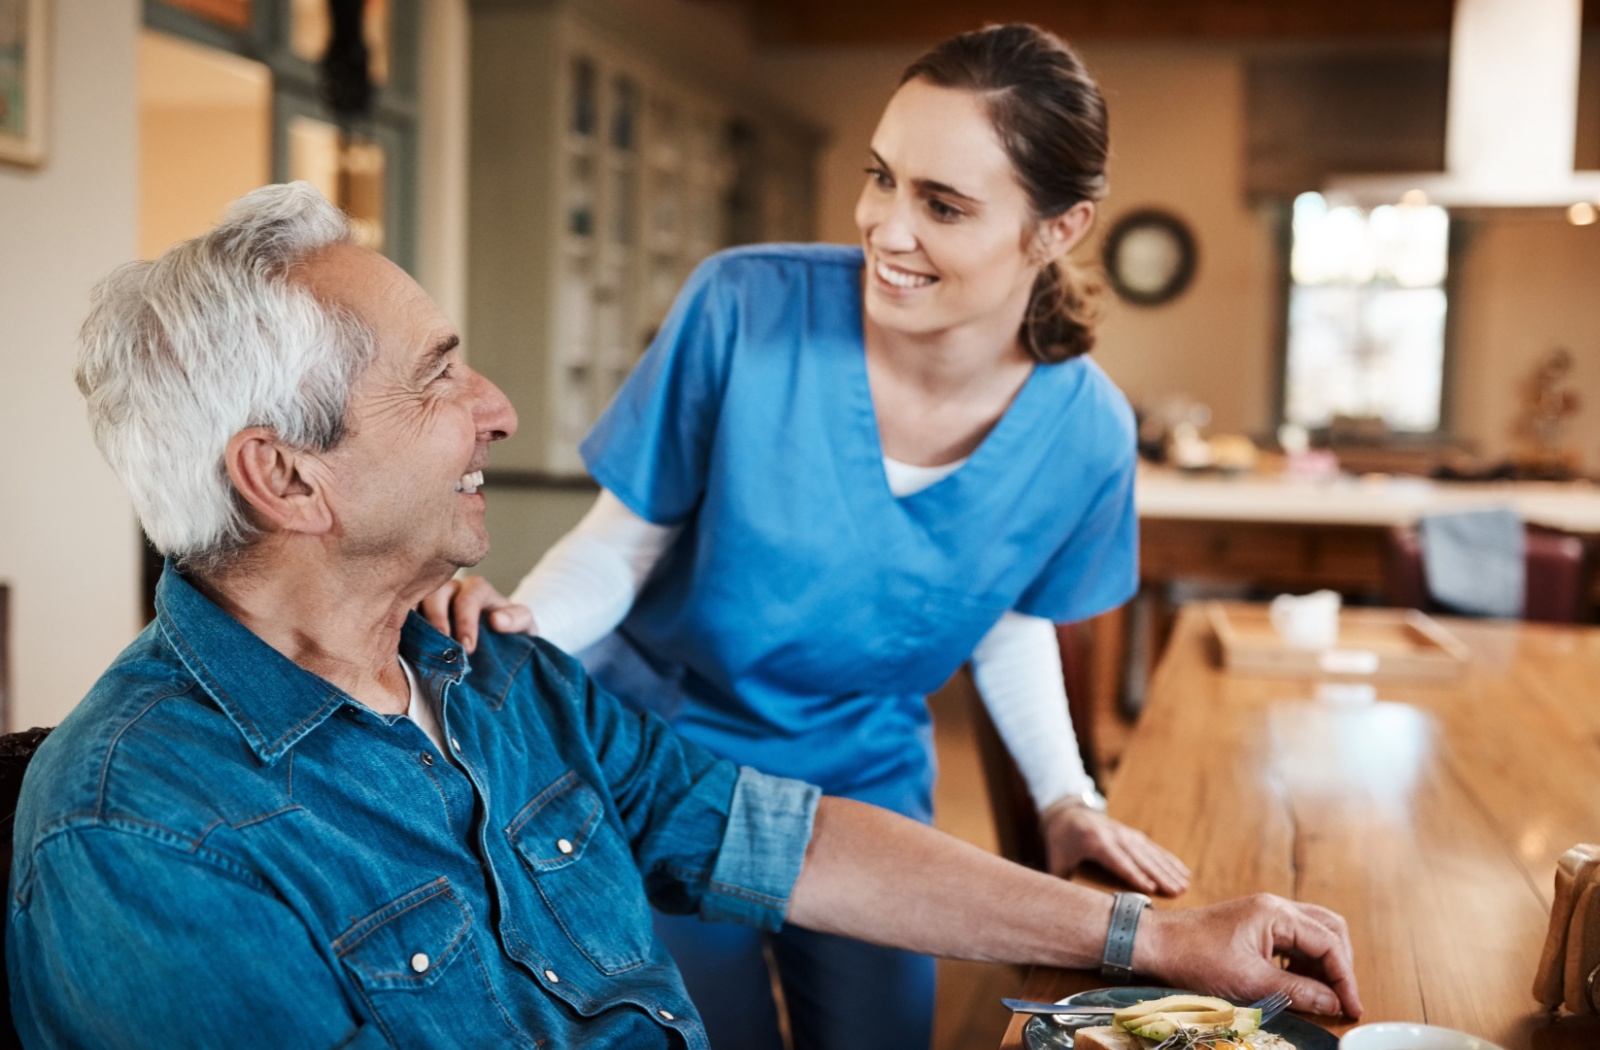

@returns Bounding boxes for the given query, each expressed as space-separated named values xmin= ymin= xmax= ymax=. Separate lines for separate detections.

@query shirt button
xmin=410 ymin=953 xmax=430 ymax=973
xmin=420 ymin=752 xmax=434 ymax=767
xmin=450 ymin=737 xmax=462 ymax=752
xmin=544 ymin=969 xmax=560 ymax=984
xmin=658 ymin=1009 xmax=674 ymax=1021
xmin=443 ymin=649 xmax=460 ymax=663
xmin=557 ymin=838 xmax=574 ymax=855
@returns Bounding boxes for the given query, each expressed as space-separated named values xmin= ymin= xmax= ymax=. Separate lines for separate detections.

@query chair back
xmin=968 ymin=622 xmax=1092 ymax=872
xmin=1385 ymin=523 xmax=1594 ymax=624
xmin=0 ymin=727 xmax=54 ymax=1050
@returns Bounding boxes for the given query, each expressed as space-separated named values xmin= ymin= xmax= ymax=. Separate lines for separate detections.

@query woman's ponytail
xmin=1022 ymin=260 xmax=1103 ymax=364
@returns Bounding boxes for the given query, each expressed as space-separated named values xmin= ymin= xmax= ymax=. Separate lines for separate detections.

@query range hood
xmin=1326 ymin=0 xmax=1600 ymax=209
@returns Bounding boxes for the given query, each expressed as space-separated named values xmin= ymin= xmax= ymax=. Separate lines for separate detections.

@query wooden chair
xmin=0 ymin=725 xmax=53 ymax=1048
xmin=968 ymin=621 xmax=1092 ymax=872
xmin=1384 ymin=523 xmax=1594 ymax=624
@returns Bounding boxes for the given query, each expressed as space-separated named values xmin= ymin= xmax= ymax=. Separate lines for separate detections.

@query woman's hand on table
xmin=419 ymin=576 xmax=536 ymax=654
xmin=1136 ymin=893 xmax=1364 ymax=1021
xmin=1041 ymin=799 xmax=1190 ymax=896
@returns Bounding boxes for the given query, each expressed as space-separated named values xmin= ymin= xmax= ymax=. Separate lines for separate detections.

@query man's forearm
xmin=786 ymin=796 xmax=1114 ymax=969
xmin=784 ymin=796 xmax=1366 ymax=1019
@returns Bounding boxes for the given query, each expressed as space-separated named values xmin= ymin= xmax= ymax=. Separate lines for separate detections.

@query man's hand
xmin=419 ymin=576 xmax=535 ymax=653
xmin=1136 ymin=894 xmax=1364 ymax=1020
xmin=1042 ymin=799 xmax=1190 ymax=897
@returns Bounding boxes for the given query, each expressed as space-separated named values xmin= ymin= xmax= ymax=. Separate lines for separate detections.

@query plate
xmin=1021 ymin=986 xmax=1338 ymax=1050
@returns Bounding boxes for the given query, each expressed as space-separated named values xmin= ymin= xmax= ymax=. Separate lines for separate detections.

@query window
xmin=1282 ymin=191 xmax=1450 ymax=434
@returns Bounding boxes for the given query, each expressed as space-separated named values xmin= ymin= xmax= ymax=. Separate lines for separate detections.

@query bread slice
xmin=1073 ymin=1026 xmax=1146 ymax=1050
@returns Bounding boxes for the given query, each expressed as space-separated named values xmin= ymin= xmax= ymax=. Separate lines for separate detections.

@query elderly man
xmin=7 ymin=183 xmax=1360 ymax=1048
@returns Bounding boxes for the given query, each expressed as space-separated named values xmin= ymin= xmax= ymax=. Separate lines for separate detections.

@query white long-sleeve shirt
xmin=510 ymin=459 xmax=1095 ymax=811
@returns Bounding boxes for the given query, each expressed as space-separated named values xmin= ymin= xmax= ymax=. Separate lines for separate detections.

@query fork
xmin=1148 ymin=990 xmax=1292 ymax=1050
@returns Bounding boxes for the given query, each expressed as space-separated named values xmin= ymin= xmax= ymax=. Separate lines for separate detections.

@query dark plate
xmin=1021 ymin=986 xmax=1337 ymax=1050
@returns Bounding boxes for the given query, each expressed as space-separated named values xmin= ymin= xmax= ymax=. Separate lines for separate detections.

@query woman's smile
xmin=874 ymin=258 xmax=939 ymax=290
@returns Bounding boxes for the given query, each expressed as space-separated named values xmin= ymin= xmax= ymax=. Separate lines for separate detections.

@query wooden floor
xmin=926 ymin=675 xmax=1027 ymax=1050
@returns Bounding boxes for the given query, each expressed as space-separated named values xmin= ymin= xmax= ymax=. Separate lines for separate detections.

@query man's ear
xmin=224 ymin=427 xmax=334 ymax=537
xmin=1032 ymin=200 xmax=1098 ymax=266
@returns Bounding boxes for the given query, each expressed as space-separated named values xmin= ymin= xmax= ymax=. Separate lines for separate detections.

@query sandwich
xmin=1070 ymin=994 xmax=1298 ymax=1050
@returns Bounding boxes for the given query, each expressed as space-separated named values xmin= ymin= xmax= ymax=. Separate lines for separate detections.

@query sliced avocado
xmin=1125 ymin=1005 xmax=1261 ymax=1042
xmin=1111 ymin=995 xmax=1231 ymax=1027
xmin=1116 ymin=1007 xmax=1235 ymax=1031
xmin=1127 ymin=1017 xmax=1179 ymax=1041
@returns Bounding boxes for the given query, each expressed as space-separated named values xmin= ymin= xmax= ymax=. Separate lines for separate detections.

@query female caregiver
xmin=428 ymin=23 xmax=1187 ymax=1050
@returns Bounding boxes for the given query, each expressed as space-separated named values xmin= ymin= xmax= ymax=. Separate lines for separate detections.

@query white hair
xmin=76 ymin=182 xmax=375 ymax=576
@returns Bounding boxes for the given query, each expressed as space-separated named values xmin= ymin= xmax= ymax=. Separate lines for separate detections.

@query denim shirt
xmin=7 ymin=567 xmax=819 ymax=1049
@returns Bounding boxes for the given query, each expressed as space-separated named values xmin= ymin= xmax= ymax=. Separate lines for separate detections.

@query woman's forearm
xmin=508 ymin=490 xmax=680 ymax=652
xmin=970 ymin=611 xmax=1094 ymax=810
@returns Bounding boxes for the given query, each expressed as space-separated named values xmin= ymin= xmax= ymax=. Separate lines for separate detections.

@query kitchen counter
xmin=1137 ymin=467 xmax=1600 ymax=534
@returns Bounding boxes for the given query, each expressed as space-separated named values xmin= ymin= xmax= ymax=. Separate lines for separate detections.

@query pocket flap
xmin=336 ymin=879 xmax=472 ymax=991
xmin=506 ymin=772 xmax=603 ymax=872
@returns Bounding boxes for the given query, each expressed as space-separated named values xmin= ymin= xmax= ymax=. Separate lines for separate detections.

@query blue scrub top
xmin=580 ymin=244 xmax=1137 ymax=816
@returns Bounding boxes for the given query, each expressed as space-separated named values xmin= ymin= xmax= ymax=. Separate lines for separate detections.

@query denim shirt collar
xmin=154 ymin=562 xmax=472 ymax=765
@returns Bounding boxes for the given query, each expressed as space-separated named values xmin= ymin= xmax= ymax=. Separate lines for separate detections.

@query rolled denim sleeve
xmin=700 ymin=766 xmax=820 ymax=931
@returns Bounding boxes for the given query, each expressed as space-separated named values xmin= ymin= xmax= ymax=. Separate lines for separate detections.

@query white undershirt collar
xmin=881 ymin=454 xmax=968 ymax=497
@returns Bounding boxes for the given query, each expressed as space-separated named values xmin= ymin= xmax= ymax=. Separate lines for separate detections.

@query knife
xmin=1001 ymin=998 xmax=1120 ymax=1016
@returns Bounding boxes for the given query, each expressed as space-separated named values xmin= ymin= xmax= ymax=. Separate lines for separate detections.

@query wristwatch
xmin=1100 ymin=891 xmax=1151 ymax=981
xmin=1057 ymin=786 xmax=1108 ymax=812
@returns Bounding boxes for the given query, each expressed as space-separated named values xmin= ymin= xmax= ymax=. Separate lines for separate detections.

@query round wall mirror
xmin=1102 ymin=209 xmax=1198 ymax=307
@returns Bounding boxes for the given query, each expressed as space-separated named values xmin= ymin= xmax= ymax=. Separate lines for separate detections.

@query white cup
xmin=1270 ymin=589 xmax=1341 ymax=650
xmin=1339 ymin=1022 xmax=1507 ymax=1050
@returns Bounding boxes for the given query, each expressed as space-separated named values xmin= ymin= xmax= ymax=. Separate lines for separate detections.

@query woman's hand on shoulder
xmin=1040 ymin=799 xmax=1190 ymax=897
xmin=420 ymin=576 xmax=536 ymax=654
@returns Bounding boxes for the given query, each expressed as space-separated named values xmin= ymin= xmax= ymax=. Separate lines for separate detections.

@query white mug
xmin=1339 ymin=1022 xmax=1506 ymax=1050
xmin=1270 ymin=589 xmax=1341 ymax=650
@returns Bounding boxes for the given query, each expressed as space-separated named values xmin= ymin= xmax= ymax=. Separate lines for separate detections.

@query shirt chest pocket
xmin=335 ymin=879 xmax=540 ymax=1049
xmin=506 ymin=772 xmax=654 ymax=974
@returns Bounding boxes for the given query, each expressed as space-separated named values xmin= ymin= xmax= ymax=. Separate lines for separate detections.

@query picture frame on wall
xmin=0 ymin=0 xmax=48 ymax=168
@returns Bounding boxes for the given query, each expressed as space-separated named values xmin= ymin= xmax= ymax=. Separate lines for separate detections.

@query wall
xmin=1451 ymin=216 xmax=1600 ymax=468
xmin=0 ymin=0 xmax=142 ymax=728
xmin=1077 ymin=44 xmax=1280 ymax=437
xmin=416 ymin=0 xmax=470 ymax=331
xmin=758 ymin=37 xmax=1600 ymax=469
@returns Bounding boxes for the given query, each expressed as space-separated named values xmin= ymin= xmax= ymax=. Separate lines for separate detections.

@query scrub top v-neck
xmin=580 ymin=244 xmax=1137 ymax=816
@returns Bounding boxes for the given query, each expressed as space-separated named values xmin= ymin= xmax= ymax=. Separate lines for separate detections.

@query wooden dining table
xmin=1001 ymin=602 xmax=1600 ymax=1049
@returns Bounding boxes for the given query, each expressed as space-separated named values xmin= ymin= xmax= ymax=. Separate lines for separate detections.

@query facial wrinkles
xmin=353 ymin=360 xmax=454 ymax=445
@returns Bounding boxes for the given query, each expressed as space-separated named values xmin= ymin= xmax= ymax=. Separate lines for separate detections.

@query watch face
xmin=1103 ymin=209 xmax=1197 ymax=306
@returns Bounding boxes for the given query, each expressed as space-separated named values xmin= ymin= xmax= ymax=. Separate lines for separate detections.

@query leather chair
xmin=968 ymin=621 xmax=1091 ymax=872
xmin=0 ymin=726 xmax=54 ymax=1049
xmin=1385 ymin=523 xmax=1594 ymax=624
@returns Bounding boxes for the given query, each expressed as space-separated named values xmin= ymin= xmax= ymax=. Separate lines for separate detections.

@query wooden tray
xmin=1206 ymin=602 xmax=1471 ymax=681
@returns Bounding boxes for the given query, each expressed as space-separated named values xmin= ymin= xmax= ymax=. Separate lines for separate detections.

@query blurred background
xmin=2 ymin=0 xmax=1599 ymax=758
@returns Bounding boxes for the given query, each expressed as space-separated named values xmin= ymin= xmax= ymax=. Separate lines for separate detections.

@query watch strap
xmin=1100 ymin=891 xmax=1151 ymax=981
